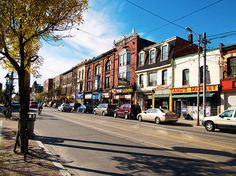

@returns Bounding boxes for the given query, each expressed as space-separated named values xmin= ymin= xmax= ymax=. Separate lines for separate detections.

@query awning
xmin=155 ymin=94 xmax=169 ymax=98
xmin=172 ymin=93 xmax=215 ymax=99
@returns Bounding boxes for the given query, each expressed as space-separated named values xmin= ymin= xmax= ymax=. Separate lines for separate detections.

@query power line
xmin=143 ymin=0 xmax=223 ymax=36
xmin=126 ymin=0 xmax=186 ymax=31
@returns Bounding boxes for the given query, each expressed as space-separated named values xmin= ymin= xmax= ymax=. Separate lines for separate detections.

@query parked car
xmin=202 ymin=109 xmax=236 ymax=132
xmin=77 ymin=104 xmax=87 ymax=113
xmin=29 ymin=101 xmax=38 ymax=108
xmin=137 ymin=108 xmax=178 ymax=124
xmin=94 ymin=103 xmax=117 ymax=116
xmin=113 ymin=104 xmax=141 ymax=119
xmin=12 ymin=101 xmax=20 ymax=112
xmin=58 ymin=103 xmax=72 ymax=112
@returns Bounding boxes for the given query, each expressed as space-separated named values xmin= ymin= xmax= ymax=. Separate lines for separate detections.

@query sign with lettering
xmin=171 ymin=85 xmax=218 ymax=94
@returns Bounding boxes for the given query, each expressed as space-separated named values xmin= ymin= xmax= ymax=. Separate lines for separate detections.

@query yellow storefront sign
xmin=171 ymin=85 xmax=218 ymax=94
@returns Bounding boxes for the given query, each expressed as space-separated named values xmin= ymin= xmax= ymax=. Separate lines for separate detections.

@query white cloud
xmin=36 ymin=1 xmax=124 ymax=85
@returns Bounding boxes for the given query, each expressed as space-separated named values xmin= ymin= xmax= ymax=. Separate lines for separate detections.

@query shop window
xmin=182 ymin=69 xmax=189 ymax=86
xmin=162 ymin=69 xmax=167 ymax=85
xmin=227 ymin=57 xmax=236 ymax=77
xmin=148 ymin=72 xmax=157 ymax=86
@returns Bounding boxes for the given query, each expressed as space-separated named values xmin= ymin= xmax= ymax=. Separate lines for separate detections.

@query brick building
xmin=43 ymin=79 xmax=53 ymax=93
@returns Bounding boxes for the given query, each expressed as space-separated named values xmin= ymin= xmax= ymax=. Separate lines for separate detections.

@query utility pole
xmin=196 ymin=34 xmax=201 ymax=126
xmin=202 ymin=32 xmax=207 ymax=118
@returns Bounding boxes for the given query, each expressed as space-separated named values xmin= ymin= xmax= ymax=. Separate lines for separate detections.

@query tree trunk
xmin=18 ymin=69 xmax=30 ymax=154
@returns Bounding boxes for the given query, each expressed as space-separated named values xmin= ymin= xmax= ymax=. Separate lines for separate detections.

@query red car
xmin=29 ymin=101 xmax=38 ymax=108
xmin=113 ymin=104 xmax=141 ymax=119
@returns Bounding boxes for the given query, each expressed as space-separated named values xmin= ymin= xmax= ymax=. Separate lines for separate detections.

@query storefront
xmin=84 ymin=93 xmax=92 ymax=105
xmin=154 ymin=86 xmax=170 ymax=109
xmin=113 ymin=87 xmax=133 ymax=106
xmin=171 ymin=84 xmax=220 ymax=119
xmin=92 ymin=92 xmax=101 ymax=107
xmin=101 ymin=91 xmax=111 ymax=104
xmin=221 ymin=78 xmax=236 ymax=111
xmin=76 ymin=92 xmax=84 ymax=104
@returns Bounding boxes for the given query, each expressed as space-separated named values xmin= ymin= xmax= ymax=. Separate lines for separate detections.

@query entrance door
xmin=176 ymin=101 xmax=181 ymax=117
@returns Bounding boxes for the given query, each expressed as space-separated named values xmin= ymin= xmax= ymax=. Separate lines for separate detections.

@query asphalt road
xmin=35 ymin=107 xmax=236 ymax=176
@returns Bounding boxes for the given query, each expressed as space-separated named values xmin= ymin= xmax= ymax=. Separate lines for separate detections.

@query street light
xmin=185 ymin=27 xmax=203 ymax=126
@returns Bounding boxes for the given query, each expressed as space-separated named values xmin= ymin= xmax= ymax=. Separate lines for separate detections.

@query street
xmin=35 ymin=108 xmax=236 ymax=176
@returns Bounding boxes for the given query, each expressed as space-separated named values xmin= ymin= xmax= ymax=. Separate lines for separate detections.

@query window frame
xmin=149 ymin=49 xmax=156 ymax=64
xmin=182 ymin=69 xmax=190 ymax=86
xmin=162 ymin=69 xmax=167 ymax=85
xmin=148 ymin=72 xmax=157 ymax=86
xmin=138 ymin=52 xmax=145 ymax=66
xmin=161 ymin=45 xmax=168 ymax=61
xmin=106 ymin=60 xmax=111 ymax=72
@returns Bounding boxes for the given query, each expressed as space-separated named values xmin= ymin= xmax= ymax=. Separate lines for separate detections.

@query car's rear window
xmin=159 ymin=109 xmax=170 ymax=113
xmin=108 ymin=105 xmax=116 ymax=109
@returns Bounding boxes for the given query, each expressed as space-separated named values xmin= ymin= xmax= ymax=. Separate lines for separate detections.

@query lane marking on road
xmin=54 ymin=111 xmax=236 ymax=152
xmin=42 ymin=111 xmax=222 ymax=163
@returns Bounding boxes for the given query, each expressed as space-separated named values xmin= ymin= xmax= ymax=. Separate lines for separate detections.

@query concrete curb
xmin=36 ymin=140 xmax=71 ymax=176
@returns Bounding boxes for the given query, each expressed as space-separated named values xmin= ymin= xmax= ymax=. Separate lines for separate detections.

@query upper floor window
xmin=162 ymin=70 xmax=167 ymax=85
xmin=82 ymin=70 xmax=84 ymax=79
xmin=182 ymin=69 xmax=189 ymax=86
xmin=227 ymin=57 xmax=236 ymax=77
xmin=119 ymin=50 xmax=131 ymax=66
xmin=126 ymin=71 xmax=130 ymax=81
xmin=148 ymin=72 xmax=157 ymax=86
xmin=200 ymin=65 xmax=210 ymax=84
xmin=139 ymin=52 xmax=144 ymax=66
xmin=95 ymin=64 xmax=100 ymax=76
xmin=161 ymin=45 xmax=168 ymax=61
xmin=78 ymin=71 xmax=81 ymax=79
xmin=149 ymin=49 xmax=156 ymax=64
xmin=106 ymin=60 xmax=111 ymax=72
xmin=105 ymin=76 xmax=110 ymax=89
xmin=87 ymin=68 xmax=91 ymax=79
xmin=139 ymin=74 xmax=144 ymax=87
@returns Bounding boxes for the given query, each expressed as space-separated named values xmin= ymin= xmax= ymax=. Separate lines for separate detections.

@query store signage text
xmin=172 ymin=85 xmax=218 ymax=94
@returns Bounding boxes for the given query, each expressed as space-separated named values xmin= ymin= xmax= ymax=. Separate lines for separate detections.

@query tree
xmin=0 ymin=0 xmax=88 ymax=154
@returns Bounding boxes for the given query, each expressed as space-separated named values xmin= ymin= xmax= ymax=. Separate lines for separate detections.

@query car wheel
xmin=205 ymin=121 xmax=215 ymax=131
xmin=155 ymin=117 xmax=161 ymax=124
xmin=102 ymin=111 xmax=106 ymax=116
xmin=138 ymin=115 xmax=142 ymax=122
xmin=114 ymin=112 xmax=117 ymax=118
xmin=124 ymin=113 xmax=129 ymax=119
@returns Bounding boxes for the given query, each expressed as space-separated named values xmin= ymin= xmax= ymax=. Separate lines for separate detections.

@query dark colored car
xmin=114 ymin=104 xmax=141 ymax=119
xmin=29 ymin=101 xmax=38 ymax=108
xmin=94 ymin=103 xmax=117 ymax=116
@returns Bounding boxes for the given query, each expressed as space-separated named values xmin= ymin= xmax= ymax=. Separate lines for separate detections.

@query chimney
xmin=188 ymin=33 xmax=193 ymax=43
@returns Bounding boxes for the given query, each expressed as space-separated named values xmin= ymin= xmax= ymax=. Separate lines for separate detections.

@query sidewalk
xmin=0 ymin=114 xmax=70 ymax=176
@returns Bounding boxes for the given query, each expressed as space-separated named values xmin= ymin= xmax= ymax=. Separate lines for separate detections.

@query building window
xmin=95 ymin=64 xmax=100 ymax=76
xmin=148 ymin=72 xmax=157 ymax=86
xmin=127 ymin=71 xmax=130 ymax=81
xmin=94 ymin=79 xmax=98 ymax=90
xmin=127 ymin=52 xmax=131 ymax=65
xmin=105 ymin=76 xmax=110 ymax=89
xmin=149 ymin=49 xmax=156 ymax=64
xmin=162 ymin=70 xmax=167 ymax=85
xmin=87 ymin=68 xmax=91 ymax=79
xmin=161 ymin=45 xmax=168 ymax=61
xmin=86 ymin=81 xmax=90 ymax=91
xmin=78 ymin=71 xmax=81 ymax=79
xmin=139 ymin=74 xmax=144 ymax=87
xmin=106 ymin=60 xmax=111 ymax=72
xmin=182 ymin=69 xmax=189 ymax=86
xmin=139 ymin=52 xmax=144 ymax=66
xmin=227 ymin=57 xmax=236 ymax=77
xmin=82 ymin=70 xmax=84 ymax=79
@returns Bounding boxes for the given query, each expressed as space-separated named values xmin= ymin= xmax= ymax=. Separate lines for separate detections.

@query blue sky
xmin=1 ymin=0 xmax=236 ymax=88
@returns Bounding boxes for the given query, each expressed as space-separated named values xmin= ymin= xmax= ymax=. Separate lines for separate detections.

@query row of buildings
xmin=43 ymin=30 xmax=236 ymax=118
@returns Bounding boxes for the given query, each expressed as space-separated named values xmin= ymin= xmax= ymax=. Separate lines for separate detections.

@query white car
xmin=202 ymin=109 xmax=236 ymax=131
xmin=57 ymin=103 xmax=72 ymax=112
xmin=137 ymin=108 xmax=178 ymax=124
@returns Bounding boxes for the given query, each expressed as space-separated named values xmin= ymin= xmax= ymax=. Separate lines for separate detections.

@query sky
xmin=1 ymin=0 xmax=236 ymax=90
